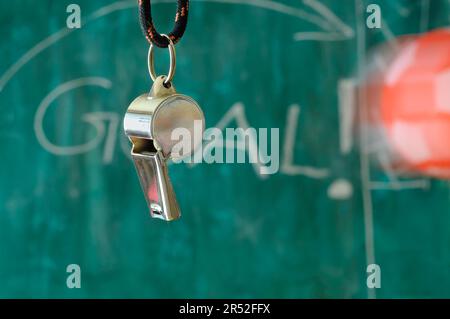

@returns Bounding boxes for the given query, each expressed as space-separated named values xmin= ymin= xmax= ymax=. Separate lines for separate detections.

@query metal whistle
xmin=124 ymin=76 xmax=204 ymax=221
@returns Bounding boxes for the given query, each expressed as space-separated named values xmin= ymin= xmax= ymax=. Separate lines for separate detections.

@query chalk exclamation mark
xmin=327 ymin=79 xmax=357 ymax=200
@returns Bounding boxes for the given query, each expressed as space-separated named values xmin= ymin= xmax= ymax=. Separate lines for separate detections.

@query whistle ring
xmin=147 ymin=34 xmax=176 ymax=85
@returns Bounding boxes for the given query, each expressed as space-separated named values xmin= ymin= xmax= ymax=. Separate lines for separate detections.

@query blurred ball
xmin=380 ymin=28 xmax=450 ymax=179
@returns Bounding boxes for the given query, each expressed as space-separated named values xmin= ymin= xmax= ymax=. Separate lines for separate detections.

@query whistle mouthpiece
xmin=131 ymin=140 xmax=181 ymax=221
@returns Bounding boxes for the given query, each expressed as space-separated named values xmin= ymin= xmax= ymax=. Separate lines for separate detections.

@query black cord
xmin=138 ymin=0 xmax=189 ymax=48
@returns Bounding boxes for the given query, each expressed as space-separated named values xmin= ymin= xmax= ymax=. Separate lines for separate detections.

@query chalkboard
xmin=0 ymin=0 xmax=449 ymax=298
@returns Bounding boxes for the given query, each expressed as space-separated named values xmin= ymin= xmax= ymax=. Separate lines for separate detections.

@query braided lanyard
xmin=138 ymin=0 xmax=190 ymax=48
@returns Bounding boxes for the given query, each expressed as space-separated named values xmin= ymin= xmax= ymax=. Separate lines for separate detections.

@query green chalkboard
xmin=0 ymin=0 xmax=449 ymax=298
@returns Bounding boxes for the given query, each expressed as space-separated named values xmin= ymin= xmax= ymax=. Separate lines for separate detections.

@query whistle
xmin=124 ymin=76 xmax=204 ymax=221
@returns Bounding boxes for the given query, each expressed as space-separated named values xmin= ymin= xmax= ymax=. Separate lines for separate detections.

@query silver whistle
xmin=124 ymin=76 xmax=204 ymax=221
